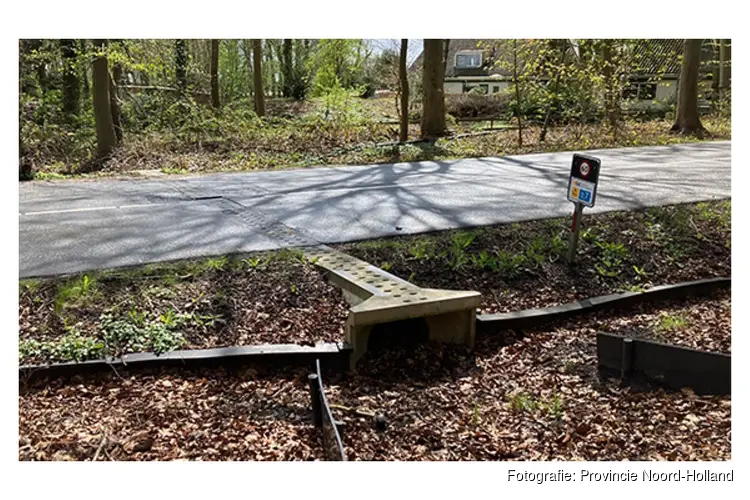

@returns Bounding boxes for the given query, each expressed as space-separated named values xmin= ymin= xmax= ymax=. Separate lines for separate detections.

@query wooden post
xmin=566 ymin=203 xmax=584 ymax=264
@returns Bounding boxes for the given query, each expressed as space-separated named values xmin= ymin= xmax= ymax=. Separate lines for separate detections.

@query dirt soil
xmin=19 ymin=292 xmax=731 ymax=461
xmin=338 ymin=201 xmax=731 ymax=315
xmin=19 ymin=253 xmax=349 ymax=365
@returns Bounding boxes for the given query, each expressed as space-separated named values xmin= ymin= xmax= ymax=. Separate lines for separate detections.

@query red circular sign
xmin=580 ymin=161 xmax=590 ymax=178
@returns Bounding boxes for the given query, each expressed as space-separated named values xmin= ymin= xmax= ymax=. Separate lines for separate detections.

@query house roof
xmin=627 ymin=39 xmax=684 ymax=75
xmin=410 ymin=39 xmax=716 ymax=79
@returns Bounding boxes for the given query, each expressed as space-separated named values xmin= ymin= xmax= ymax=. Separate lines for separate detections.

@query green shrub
xmin=495 ymin=250 xmax=527 ymax=280
xmin=100 ymin=313 xmax=186 ymax=355
xmin=594 ymin=241 xmax=629 ymax=278
xmin=19 ymin=328 xmax=104 ymax=364
xmin=446 ymin=93 xmax=510 ymax=119
xmin=448 ymin=231 xmax=477 ymax=270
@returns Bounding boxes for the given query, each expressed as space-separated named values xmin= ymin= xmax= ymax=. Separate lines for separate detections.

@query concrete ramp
xmin=305 ymin=246 xmax=481 ymax=369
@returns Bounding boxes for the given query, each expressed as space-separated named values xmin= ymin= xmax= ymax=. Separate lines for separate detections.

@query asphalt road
xmin=19 ymin=141 xmax=731 ymax=278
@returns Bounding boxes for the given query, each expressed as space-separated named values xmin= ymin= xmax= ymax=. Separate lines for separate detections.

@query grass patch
xmin=509 ymin=391 xmax=564 ymax=420
xmin=54 ymin=274 xmax=98 ymax=314
xmin=655 ymin=312 xmax=689 ymax=333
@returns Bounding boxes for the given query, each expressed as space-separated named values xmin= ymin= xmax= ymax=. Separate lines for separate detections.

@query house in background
xmin=411 ymin=39 xmax=718 ymax=109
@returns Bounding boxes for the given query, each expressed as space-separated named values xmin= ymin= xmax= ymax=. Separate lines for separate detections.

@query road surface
xmin=19 ymin=141 xmax=731 ymax=278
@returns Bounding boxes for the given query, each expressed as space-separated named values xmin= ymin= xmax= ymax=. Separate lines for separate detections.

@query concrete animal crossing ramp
xmin=305 ymin=245 xmax=480 ymax=369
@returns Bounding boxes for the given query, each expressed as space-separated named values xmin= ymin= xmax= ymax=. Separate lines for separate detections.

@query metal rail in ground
xmin=309 ymin=359 xmax=347 ymax=461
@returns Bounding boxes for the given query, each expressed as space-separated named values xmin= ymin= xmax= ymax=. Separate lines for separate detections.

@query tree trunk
xmin=420 ymin=39 xmax=447 ymax=139
xmin=175 ymin=39 xmax=187 ymax=97
xmin=253 ymin=39 xmax=265 ymax=116
xmin=540 ymin=40 xmax=567 ymax=143
xmin=443 ymin=39 xmax=450 ymax=73
xmin=399 ymin=39 xmax=409 ymax=143
xmin=210 ymin=39 xmax=220 ymax=108
xmin=61 ymin=39 xmax=79 ymax=117
xmin=282 ymin=39 xmax=293 ymax=98
xmin=672 ymin=39 xmax=705 ymax=135
xmin=109 ymin=58 xmax=123 ymax=144
xmin=512 ymin=39 xmax=523 ymax=147
xmin=92 ymin=39 xmax=116 ymax=157
xmin=601 ymin=39 xmax=619 ymax=138
xmin=79 ymin=40 xmax=91 ymax=101
xmin=719 ymin=39 xmax=731 ymax=94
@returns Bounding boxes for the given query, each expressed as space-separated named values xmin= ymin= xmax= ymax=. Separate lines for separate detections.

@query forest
xmin=18 ymin=39 xmax=731 ymax=180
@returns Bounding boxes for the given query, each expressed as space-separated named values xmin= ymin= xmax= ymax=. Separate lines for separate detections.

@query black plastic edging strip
xmin=19 ymin=342 xmax=353 ymax=382
xmin=476 ymin=277 xmax=730 ymax=334
xmin=596 ymin=332 xmax=731 ymax=395
xmin=316 ymin=359 xmax=347 ymax=461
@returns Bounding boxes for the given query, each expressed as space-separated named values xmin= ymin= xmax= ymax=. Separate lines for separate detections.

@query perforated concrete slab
xmin=305 ymin=245 xmax=481 ymax=369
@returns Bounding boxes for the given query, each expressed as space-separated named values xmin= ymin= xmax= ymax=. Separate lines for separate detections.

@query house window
xmin=466 ymin=84 xmax=488 ymax=95
xmin=492 ymin=85 xmax=500 ymax=94
xmin=622 ymin=83 xmax=639 ymax=100
xmin=455 ymin=51 xmax=482 ymax=69
xmin=622 ymin=81 xmax=657 ymax=100
xmin=640 ymin=83 xmax=657 ymax=100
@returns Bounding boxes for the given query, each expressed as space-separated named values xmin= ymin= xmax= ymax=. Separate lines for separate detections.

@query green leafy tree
xmin=175 ymin=39 xmax=187 ymax=97
xmin=309 ymin=39 xmax=370 ymax=95
xmin=60 ymin=39 xmax=79 ymax=116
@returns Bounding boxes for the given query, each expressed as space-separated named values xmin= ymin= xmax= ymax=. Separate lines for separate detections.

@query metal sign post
xmin=566 ymin=154 xmax=601 ymax=264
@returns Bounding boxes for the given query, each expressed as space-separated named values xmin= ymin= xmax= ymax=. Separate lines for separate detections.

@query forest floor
xmin=28 ymin=97 xmax=732 ymax=180
xmin=19 ymin=290 xmax=730 ymax=461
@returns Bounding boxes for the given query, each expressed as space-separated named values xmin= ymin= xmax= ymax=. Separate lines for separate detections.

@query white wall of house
xmin=445 ymin=77 xmax=679 ymax=110
xmin=444 ymin=79 xmax=509 ymax=95
xmin=489 ymin=82 xmax=509 ymax=94
xmin=656 ymin=80 xmax=677 ymax=102
xmin=445 ymin=81 xmax=464 ymax=95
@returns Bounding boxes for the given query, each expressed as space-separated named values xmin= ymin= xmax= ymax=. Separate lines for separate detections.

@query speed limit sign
xmin=566 ymin=153 xmax=602 ymax=265
xmin=580 ymin=161 xmax=590 ymax=178
xmin=567 ymin=154 xmax=601 ymax=207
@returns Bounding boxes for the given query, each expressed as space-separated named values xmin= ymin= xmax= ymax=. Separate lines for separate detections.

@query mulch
xmin=597 ymin=289 xmax=731 ymax=353
xmin=327 ymin=292 xmax=731 ymax=460
xmin=18 ymin=366 xmax=320 ymax=461
xmin=19 ymin=292 xmax=731 ymax=461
